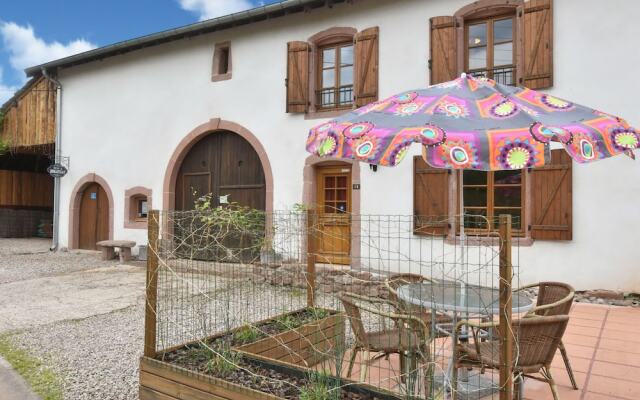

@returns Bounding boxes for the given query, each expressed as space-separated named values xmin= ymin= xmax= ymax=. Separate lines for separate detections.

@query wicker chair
xmin=338 ymin=292 xmax=434 ymax=395
xmin=385 ymin=273 xmax=452 ymax=337
xmin=516 ymin=281 xmax=577 ymax=390
xmin=451 ymin=315 xmax=570 ymax=400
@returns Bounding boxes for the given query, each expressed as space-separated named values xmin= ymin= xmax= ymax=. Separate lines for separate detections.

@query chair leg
xmin=544 ymin=367 xmax=560 ymax=400
xmin=514 ymin=373 xmax=525 ymax=400
xmin=400 ymin=352 xmax=406 ymax=383
xmin=559 ymin=340 xmax=579 ymax=390
xmin=451 ymin=363 xmax=458 ymax=400
xmin=347 ymin=348 xmax=358 ymax=378
xmin=359 ymin=349 xmax=370 ymax=382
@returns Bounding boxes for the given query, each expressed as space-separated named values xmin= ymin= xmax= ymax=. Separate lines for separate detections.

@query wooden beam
xmin=144 ymin=210 xmax=160 ymax=357
xmin=499 ymin=214 xmax=513 ymax=400
xmin=306 ymin=209 xmax=316 ymax=308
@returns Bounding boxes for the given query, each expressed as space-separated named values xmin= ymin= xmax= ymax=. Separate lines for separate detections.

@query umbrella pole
xmin=458 ymin=169 xmax=470 ymax=385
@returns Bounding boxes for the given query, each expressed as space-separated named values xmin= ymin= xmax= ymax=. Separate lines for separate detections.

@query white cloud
xmin=0 ymin=67 xmax=19 ymax=104
xmin=1 ymin=22 xmax=97 ymax=78
xmin=178 ymin=0 xmax=255 ymax=21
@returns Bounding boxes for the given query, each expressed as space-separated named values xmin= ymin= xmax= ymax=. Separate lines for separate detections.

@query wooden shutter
xmin=429 ymin=16 xmax=457 ymax=85
xmin=354 ymin=27 xmax=379 ymax=107
xmin=522 ymin=0 xmax=553 ymax=89
xmin=414 ymin=156 xmax=449 ymax=236
xmin=530 ymin=149 xmax=572 ymax=240
xmin=286 ymin=41 xmax=310 ymax=113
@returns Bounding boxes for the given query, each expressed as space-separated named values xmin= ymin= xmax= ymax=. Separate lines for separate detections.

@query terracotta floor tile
xmin=562 ymin=333 xmax=599 ymax=347
xmin=600 ymin=329 xmax=640 ymax=343
xmin=572 ymin=304 xmax=610 ymax=314
xmin=595 ymin=348 xmax=640 ymax=368
xmin=549 ymin=367 xmax=587 ymax=389
xmin=561 ymin=343 xmax=596 ymax=360
xmin=586 ymin=375 xmax=640 ymax=399
xmin=565 ymin=325 xmax=602 ymax=337
xmin=570 ymin=311 xmax=606 ymax=321
xmin=590 ymin=360 xmax=640 ymax=383
xmin=551 ymin=353 xmax=592 ymax=373
xmin=569 ymin=317 xmax=604 ymax=328
xmin=599 ymin=320 xmax=634 ymax=332
xmin=598 ymin=338 xmax=640 ymax=354
xmin=583 ymin=392 xmax=628 ymax=400
xmin=523 ymin=378 xmax=582 ymax=400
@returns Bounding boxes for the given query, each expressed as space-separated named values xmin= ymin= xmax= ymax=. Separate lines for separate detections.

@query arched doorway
xmin=69 ymin=173 xmax=114 ymax=250
xmin=175 ymin=130 xmax=266 ymax=211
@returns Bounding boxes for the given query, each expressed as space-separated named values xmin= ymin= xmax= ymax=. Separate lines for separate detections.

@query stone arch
xmin=68 ymin=173 xmax=114 ymax=249
xmin=162 ymin=118 xmax=274 ymax=213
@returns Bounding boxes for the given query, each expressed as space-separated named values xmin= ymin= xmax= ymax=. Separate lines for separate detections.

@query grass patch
xmin=0 ymin=334 xmax=63 ymax=400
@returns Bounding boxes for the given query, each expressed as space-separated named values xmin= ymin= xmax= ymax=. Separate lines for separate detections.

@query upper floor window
xmin=466 ymin=15 xmax=515 ymax=85
xmin=317 ymin=43 xmax=354 ymax=110
xmin=212 ymin=41 xmax=232 ymax=82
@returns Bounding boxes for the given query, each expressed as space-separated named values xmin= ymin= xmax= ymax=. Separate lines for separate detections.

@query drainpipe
xmin=42 ymin=68 xmax=62 ymax=251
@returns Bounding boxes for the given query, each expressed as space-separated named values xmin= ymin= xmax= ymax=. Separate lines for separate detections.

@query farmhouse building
xmin=7 ymin=0 xmax=639 ymax=290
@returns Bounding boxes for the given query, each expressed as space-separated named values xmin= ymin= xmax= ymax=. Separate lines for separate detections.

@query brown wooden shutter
xmin=522 ymin=0 xmax=553 ymax=89
xmin=530 ymin=149 xmax=572 ymax=240
xmin=286 ymin=41 xmax=310 ymax=113
xmin=414 ymin=156 xmax=449 ymax=236
xmin=354 ymin=27 xmax=379 ymax=107
xmin=429 ymin=16 xmax=457 ymax=85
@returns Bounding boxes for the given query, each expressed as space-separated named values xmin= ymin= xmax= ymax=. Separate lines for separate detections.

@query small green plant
xmin=203 ymin=345 xmax=241 ymax=378
xmin=233 ymin=325 xmax=261 ymax=344
xmin=300 ymin=371 xmax=341 ymax=400
xmin=0 ymin=335 xmax=63 ymax=400
xmin=308 ymin=307 xmax=329 ymax=321
xmin=275 ymin=314 xmax=300 ymax=331
xmin=0 ymin=138 xmax=8 ymax=156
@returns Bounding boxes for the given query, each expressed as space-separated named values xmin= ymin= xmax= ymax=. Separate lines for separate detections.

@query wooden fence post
xmin=499 ymin=214 xmax=513 ymax=400
xmin=144 ymin=210 xmax=160 ymax=357
xmin=306 ymin=209 xmax=317 ymax=308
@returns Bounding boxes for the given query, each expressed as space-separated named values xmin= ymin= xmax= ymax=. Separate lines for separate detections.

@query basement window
xmin=124 ymin=187 xmax=152 ymax=229
xmin=212 ymin=42 xmax=232 ymax=82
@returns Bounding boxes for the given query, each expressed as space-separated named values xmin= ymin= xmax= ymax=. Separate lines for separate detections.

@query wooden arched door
xmin=78 ymin=183 xmax=110 ymax=250
xmin=175 ymin=131 xmax=266 ymax=211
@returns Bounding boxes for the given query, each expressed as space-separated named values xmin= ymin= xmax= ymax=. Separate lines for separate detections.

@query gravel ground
xmin=0 ymin=239 xmax=119 ymax=284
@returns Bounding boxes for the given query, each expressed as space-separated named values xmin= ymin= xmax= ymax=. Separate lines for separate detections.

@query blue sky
xmin=0 ymin=0 xmax=280 ymax=102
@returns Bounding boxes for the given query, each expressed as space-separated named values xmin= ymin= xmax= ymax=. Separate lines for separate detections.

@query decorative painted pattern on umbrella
xmin=305 ymin=74 xmax=639 ymax=170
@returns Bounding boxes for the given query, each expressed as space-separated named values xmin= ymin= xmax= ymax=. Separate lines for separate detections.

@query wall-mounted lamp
xmin=369 ymin=164 xmax=377 ymax=172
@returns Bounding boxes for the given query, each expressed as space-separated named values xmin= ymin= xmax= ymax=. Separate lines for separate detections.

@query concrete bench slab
xmin=96 ymin=240 xmax=136 ymax=262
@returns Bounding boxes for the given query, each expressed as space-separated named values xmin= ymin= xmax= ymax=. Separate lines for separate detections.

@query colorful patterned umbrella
xmin=306 ymin=74 xmax=639 ymax=170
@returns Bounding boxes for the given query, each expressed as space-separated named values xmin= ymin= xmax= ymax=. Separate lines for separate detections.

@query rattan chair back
xmin=513 ymin=315 xmax=569 ymax=369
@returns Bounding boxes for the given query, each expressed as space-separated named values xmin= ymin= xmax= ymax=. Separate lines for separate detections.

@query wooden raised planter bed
xmin=234 ymin=308 xmax=345 ymax=368
xmin=139 ymin=308 xmax=400 ymax=400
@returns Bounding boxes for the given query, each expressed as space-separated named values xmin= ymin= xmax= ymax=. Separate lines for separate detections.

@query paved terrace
xmin=328 ymin=303 xmax=640 ymax=400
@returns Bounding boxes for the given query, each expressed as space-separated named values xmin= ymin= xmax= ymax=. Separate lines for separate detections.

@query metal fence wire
xmin=144 ymin=208 xmax=532 ymax=400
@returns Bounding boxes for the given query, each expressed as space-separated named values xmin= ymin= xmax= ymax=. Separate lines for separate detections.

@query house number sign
xmin=47 ymin=163 xmax=68 ymax=178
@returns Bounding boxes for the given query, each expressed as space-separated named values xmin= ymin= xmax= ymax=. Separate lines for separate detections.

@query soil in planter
xmin=161 ymin=337 xmax=392 ymax=399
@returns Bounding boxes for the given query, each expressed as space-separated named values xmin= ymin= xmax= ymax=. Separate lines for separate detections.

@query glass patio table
xmin=396 ymin=281 xmax=534 ymax=399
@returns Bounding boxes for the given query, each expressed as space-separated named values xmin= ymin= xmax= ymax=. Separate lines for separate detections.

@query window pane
xmin=321 ymin=90 xmax=335 ymax=107
xmin=337 ymin=176 xmax=347 ymax=187
xmin=322 ymin=69 xmax=335 ymax=88
xmin=468 ymin=46 xmax=487 ymax=69
xmin=339 ymin=88 xmax=352 ymax=105
xmin=463 ymin=209 xmax=488 ymax=229
xmin=494 ymin=18 xmax=513 ymax=42
xmin=468 ymin=23 xmax=487 ymax=46
xmin=494 ymin=42 xmax=513 ymax=66
xmin=464 ymin=187 xmax=487 ymax=207
xmin=323 ymin=48 xmax=335 ymax=68
xmin=494 ymin=187 xmax=522 ymax=207
xmin=463 ymin=170 xmax=488 ymax=185
xmin=325 ymin=176 xmax=335 ymax=188
xmin=336 ymin=202 xmax=347 ymax=213
xmin=325 ymin=189 xmax=335 ymax=201
xmin=336 ymin=189 xmax=347 ymax=201
xmin=340 ymin=45 xmax=353 ymax=66
xmin=494 ymin=170 xmax=522 ymax=185
xmin=495 ymin=208 xmax=521 ymax=229
xmin=340 ymin=66 xmax=353 ymax=86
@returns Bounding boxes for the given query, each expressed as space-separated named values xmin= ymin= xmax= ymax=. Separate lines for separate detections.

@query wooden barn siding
xmin=1 ymin=77 xmax=56 ymax=148
xmin=0 ymin=170 xmax=54 ymax=209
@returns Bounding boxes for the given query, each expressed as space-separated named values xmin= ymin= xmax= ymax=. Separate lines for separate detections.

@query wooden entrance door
xmin=176 ymin=131 xmax=266 ymax=211
xmin=78 ymin=183 xmax=109 ymax=250
xmin=316 ymin=165 xmax=351 ymax=265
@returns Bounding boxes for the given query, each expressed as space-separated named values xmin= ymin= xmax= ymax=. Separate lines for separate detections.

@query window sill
xmin=211 ymin=72 xmax=232 ymax=82
xmin=124 ymin=220 xmax=148 ymax=230
xmin=445 ymin=234 xmax=534 ymax=247
xmin=305 ymin=108 xmax=353 ymax=120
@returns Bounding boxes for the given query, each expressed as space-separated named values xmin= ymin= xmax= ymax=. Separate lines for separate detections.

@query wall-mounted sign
xmin=47 ymin=163 xmax=68 ymax=178
xmin=352 ymin=183 xmax=361 ymax=190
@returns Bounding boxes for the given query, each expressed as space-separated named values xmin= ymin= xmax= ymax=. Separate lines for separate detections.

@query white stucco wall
xmin=56 ymin=0 xmax=640 ymax=290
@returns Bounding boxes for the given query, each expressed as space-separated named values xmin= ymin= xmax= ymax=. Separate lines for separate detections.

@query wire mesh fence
xmin=140 ymin=207 xmax=552 ymax=400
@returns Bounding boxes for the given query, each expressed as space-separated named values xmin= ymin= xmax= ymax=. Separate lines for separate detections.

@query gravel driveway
xmin=0 ymin=239 xmax=146 ymax=400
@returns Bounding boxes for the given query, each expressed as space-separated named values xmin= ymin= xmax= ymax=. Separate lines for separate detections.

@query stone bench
xmin=96 ymin=240 xmax=136 ymax=262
